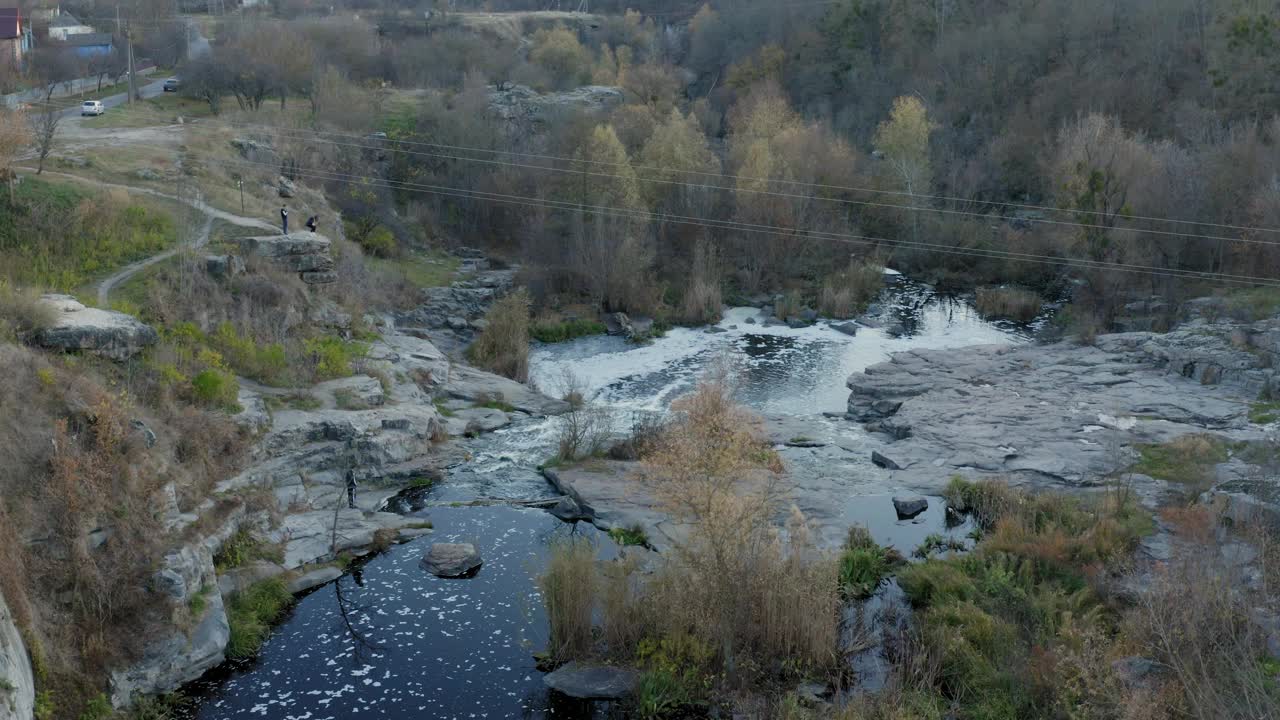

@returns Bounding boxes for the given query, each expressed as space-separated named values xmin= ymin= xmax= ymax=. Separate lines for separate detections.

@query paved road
xmin=59 ymin=78 xmax=168 ymax=119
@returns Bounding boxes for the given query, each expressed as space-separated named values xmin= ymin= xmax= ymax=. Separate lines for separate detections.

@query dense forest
xmin=164 ymin=0 xmax=1280 ymax=331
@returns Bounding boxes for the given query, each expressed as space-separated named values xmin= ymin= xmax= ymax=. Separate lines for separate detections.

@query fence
xmin=0 ymin=64 xmax=157 ymax=109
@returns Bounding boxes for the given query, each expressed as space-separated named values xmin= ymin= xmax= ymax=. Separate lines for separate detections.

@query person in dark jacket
xmin=280 ymin=205 xmax=289 ymax=234
xmin=306 ymin=215 xmax=318 ymax=233
xmin=346 ymin=468 xmax=357 ymax=509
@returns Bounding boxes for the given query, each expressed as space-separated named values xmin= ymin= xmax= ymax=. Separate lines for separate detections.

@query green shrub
xmin=634 ymin=634 xmax=715 ymax=715
xmin=608 ymin=524 xmax=648 ymax=547
xmin=304 ymin=336 xmax=369 ymax=380
xmin=77 ymin=693 xmax=113 ymax=720
xmin=191 ymin=368 xmax=241 ymax=412
xmin=212 ymin=322 xmax=288 ymax=385
xmin=914 ymin=532 xmax=967 ymax=558
xmin=1132 ymin=434 xmax=1228 ymax=487
xmin=1249 ymin=401 xmax=1280 ymax=425
xmin=838 ymin=525 xmax=902 ymax=599
xmin=530 ymin=317 xmax=608 ymax=343
xmin=635 ymin=670 xmax=692 ymax=720
xmin=360 ymin=226 xmax=398 ymax=258
xmin=214 ymin=528 xmax=284 ymax=572
xmin=226 ymin=578 xmax=293 ymax=659
xmin=34 ymin=691 xmax=55 ymax=720
xmin=899 ymin=562 xmax=977 ymax=606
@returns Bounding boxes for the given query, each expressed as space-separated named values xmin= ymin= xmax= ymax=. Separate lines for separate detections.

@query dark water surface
xmin=190 ymin=506 xmax=618 ymax=720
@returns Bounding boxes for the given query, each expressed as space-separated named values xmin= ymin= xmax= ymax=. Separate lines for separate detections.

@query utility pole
xmin=125 ymin=17 xmax=137 ymax=105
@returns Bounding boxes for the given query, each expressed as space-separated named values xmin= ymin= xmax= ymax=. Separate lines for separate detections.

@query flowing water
xmin=188 ymin=275 xmax=1037 ymax=718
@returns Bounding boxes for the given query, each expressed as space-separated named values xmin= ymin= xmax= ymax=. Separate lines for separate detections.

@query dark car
xmin=162 ymin=78 xmax=180 ymax=92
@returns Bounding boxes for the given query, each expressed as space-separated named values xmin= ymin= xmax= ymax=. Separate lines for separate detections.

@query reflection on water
xmin=188 ymin=507 xmax=620 ymax=720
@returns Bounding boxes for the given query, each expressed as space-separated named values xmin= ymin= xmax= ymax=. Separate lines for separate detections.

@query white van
xmin=81 ymin=100 xmax=105 ymax=116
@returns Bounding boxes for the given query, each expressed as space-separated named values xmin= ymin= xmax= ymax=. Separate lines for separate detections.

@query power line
xmin=30 ymin=96 xmax=1280 ymax=248
xmin=151 ymin=107 xmax=1279 ymax=237
xmin=200 ymin=154 xmax=1280 ymax=287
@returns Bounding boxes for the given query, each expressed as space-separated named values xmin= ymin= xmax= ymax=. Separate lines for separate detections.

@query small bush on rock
xmin=467 ymin=289 xmax=530 ymax=381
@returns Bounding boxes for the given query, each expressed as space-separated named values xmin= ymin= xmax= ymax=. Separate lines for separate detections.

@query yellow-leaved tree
xmin=638 ymin=108 xmax=721 ymax=215
xmin=874 ymin=96 xmax=936 ymax=240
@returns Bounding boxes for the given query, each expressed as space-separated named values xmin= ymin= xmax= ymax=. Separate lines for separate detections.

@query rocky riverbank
xmin=107 ymin=257 xmax=570 ymax=706
xmin=847 ymin=309 xmax=1278 ymax=504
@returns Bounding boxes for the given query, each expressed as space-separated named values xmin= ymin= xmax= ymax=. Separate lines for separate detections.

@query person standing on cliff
xmin=346 ymin=468 xmax=358 ymax=510
xmin=280 ymin=205 xmax=289 ymax=235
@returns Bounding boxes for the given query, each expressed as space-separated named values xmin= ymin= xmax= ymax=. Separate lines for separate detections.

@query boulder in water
xmin=892 ymin=495 xmax=928 ymax=519
xmin=421 ymin=543 xmax=483 ymax=578
xmin=832 ymin=322 xmax=859 ymax=336
xmin=543 ymin=662 xmax=639 ymax=699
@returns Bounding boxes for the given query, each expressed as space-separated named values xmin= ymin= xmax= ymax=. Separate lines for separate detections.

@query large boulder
xmin=238 ymin=233 xmax=336 ymax=281
xmin=420 ymin=543 xmax=483 ymax=578
xmin=0 ymin=590 xmax=34 ymax=720
xmin=542 ymin=662 xmax=639 ymax=699
xmin=35 ymin=294 xmax=158 ymax=361
xmin=892 ymin=495 xmax=929 ymax=519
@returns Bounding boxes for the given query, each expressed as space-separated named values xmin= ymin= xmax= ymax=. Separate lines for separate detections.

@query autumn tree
xmin=0 ymin=109 xmax=30 ymax=202
xmin=529 ymin=26 xmax=592 ymax=90
xmin=874 ymin=96 xmax=935 ymax=241
xmin=638 ymin=108 xmax=721 ymax=216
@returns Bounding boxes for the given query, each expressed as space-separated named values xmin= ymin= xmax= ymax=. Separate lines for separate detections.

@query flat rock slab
xmin=445 ymin=407 xmax=512 ymax=437
xmin=845 ymin=325 xmax=1266 ymax=489
xmin=421 ymin=542 xmax=483 ymax=578
xmin=445 ymin=364 xmax=570 ymax=416
xmin=543 ymin=662 xmax=639 ymax=699
xmin=287 ymin=566 xmax=344 ymax=594
xmin=36 ymin=294 xmax=157 ymax=361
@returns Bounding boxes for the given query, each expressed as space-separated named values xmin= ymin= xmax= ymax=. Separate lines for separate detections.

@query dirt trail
xmin=20 ymin=169 xmax=277 ymax=306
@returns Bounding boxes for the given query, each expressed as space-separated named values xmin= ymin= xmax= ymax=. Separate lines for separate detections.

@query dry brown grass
xmin=466 ymin=288 xmax=530 ymax=382
xmin=0 ymin=342 xmax=247 ymax=718
xmin=679 ymin=238 xmax=723 ymax=324
xmin=818 ymin=261 xmax=884 ymax=319
xmin=540 ymin=372 xmax=842 ymax=690
xmin=975 ymin=286 xmax=1043 ymax=323
xmin=1123 ymin=528 xmax=1280 ymax=720
xmin=540 ymin=538 xmax=598 ymax=663
xmin=0 ymin=282 xmax=55 ymax=340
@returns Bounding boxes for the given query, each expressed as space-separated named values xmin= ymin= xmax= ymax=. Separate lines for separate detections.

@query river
xmin=186 ymin=274 xmax=1039 ymax=719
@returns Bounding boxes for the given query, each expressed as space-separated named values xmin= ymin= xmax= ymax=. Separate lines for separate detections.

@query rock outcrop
xmin=420 ymin=543 xmax=483 ymax=577
xmin=0 ymin=590 xmax=34 ymax=720
xmin=238 ymin=233 xmax=336 ymax=284
xmin=487 ymin=84 xmax=624 ymax=139
xmin=394 ymin=265 xmax=516 ymax=353
xmin=111 ymin=542 xmax=228 ymax=706
xmin=846 ymin=315 xmax=1276 ymax=490
xmin=543 ymin=662 xmax=639 ymax=699
xmin=35 ymin=294 xmax=158 ymax=361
